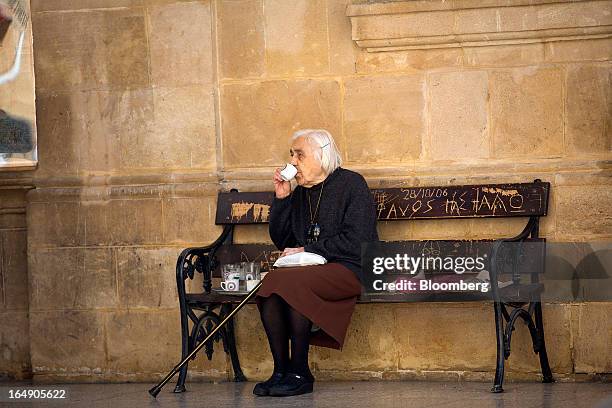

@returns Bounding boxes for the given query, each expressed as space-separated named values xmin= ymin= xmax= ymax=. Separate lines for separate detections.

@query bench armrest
xmin=176 ymin=225 xmax=234 ymax=297
xmin=489 ymin=215 xmax=542 ymax=294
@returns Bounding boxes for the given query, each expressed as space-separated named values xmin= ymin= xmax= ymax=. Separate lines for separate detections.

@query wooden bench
xmin=174 ymin=179 xmax=553 ymax=393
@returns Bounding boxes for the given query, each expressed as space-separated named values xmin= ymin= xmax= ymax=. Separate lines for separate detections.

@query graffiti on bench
xmin=215 ymin=183 xmax=549 ymax=224
xmin=373 ymin=183 xmax=549 ymax=220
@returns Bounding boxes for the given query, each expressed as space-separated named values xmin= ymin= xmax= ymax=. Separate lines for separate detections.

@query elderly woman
xmin=254 ymin=129 xmax=378 ymax=397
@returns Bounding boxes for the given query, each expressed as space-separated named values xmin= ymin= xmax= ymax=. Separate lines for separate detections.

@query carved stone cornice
xmin=347 ymin=0 xmax=612 ymax=52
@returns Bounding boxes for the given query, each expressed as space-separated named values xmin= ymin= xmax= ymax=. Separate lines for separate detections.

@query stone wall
xmin=0 ymin=0 xmax=609 ymax=382
xmin=0 ymin=175 xmax=31 ymax=380
xmin=24 ymin=0 xmax=223 ymax=382
xmin=0 ymin=0 xmax=34 ymax=379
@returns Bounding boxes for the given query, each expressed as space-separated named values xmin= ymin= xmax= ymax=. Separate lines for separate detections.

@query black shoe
xmin=268 ymin=373 xmax=314 ymax=397
xmin=253 ymin=372 xmax=285 ymax=396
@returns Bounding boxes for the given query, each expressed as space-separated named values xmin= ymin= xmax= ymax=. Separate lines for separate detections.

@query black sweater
xmin=269 ymin=167 xmax=379 ymax=282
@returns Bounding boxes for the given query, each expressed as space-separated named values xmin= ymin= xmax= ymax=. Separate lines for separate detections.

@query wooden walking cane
xmin=149 ymin=279 xmax=264 ymax=398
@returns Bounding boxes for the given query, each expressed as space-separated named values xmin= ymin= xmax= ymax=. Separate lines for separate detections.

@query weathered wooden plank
xmin=360 ymin=239 xmax=546 ymax=302
xmin=215 ymin=182 xmax=550 ymax=224
xmin=372 ymin=183 xmax=549 ymax=220
xmin=215 ymin=192 xmax=275 ymax=225
xmin=214 ymin=243 xmax=279 ymax=276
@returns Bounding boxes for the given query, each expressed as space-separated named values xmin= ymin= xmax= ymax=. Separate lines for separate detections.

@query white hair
xmin=291 ymin=129 xmax=342 ymax=175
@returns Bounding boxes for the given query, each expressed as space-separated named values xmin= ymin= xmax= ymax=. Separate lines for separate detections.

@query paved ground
xmin=0 ymin=381 xmax=611 ymax=408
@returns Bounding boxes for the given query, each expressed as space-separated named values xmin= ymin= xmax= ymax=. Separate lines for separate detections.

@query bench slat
xmin=215 ymin=243 xmax=279 ymax=274
xmin=209 ymin=240 xmax=545 ymax=278
xmin=215 ymin=182 xmax=549 ymax=224
xmin=373 ymin=183 xmax=549 ymax=220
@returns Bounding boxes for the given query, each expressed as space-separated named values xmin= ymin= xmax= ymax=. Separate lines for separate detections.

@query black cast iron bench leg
xmin=534 ymin=302 xmax=554 ymax=383
xmin=221 ymin=304 xmax=247 ymax=382
xmin=174 ymin=304 xmax=191 ymax=393
xmin=492 ymin=300 xmax=506 ymax=393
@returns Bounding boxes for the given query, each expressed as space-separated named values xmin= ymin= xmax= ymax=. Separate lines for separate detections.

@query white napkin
xmin=273 ymin=251 xmax=327 ymax=268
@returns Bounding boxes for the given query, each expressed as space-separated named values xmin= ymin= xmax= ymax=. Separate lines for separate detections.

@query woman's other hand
xmin=274 ymin=168 xmax=291 ymax=199
xmin=281 ymin=247 xmax=304 ymax=257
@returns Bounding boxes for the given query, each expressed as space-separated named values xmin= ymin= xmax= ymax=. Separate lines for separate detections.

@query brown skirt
xmin=256 ymin=263 xmax=362 ymax=350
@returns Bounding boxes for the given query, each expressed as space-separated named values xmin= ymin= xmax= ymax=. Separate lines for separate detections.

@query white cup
xmin=220 ymin=278 xmax=240 ymax=291
xmin=246 ymin=279 xmax=261 ymax=291
xmin=280 ymin=163 xmax=298 ymax=181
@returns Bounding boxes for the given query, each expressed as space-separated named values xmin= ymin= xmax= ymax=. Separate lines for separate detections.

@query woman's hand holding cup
xmin=274 ymin=166 xmax=293 ymax=199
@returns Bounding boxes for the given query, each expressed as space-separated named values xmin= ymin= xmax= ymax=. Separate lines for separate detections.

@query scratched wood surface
xmin=372 ymin=183 xmax=549 ymax=220
xmin=361 ymin=239 xmax=546 ymax=303
xmin=362 ymin=239 xmax=546 ymax=276
xmin=215 ymin=183 xmax=549 ymax=224
xmin=215 ymin=191 xmax=275 ymax=224
xmin=214 ymin=243 xmax=279 ymax=275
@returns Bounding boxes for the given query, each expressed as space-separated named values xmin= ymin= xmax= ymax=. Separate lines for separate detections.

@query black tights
xmin=258 ymin=294 xmax=312 ymax=377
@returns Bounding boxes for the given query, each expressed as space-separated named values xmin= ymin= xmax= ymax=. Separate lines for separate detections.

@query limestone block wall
xmin=0 ymin=0 xmax=608 ymax=382
xmin=24 ymin=0 xmax=224 ymax=381
xmin=0 ymin=0 xmax=35 ymax=379
xmin=0 ymin=175 xmax=31 ymax=380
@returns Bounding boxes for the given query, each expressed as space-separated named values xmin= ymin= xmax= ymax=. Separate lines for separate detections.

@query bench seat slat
xmin=209 ymin=240 xmax=545 ymax=278
xmin=185 ymin=283 xmax=544 ymax=304
xmin=186 ymin=292 xmax=256 ymax=305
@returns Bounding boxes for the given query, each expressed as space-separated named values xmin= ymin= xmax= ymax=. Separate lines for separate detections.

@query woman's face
xmin=290 ymin=136 xmax=326 ymax=187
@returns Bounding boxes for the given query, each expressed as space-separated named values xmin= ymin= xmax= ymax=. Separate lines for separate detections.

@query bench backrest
xmin=208 ymin=181 xmax=550 ymax=280
xmin=215 ymin=181 xmax=550 ymax=225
